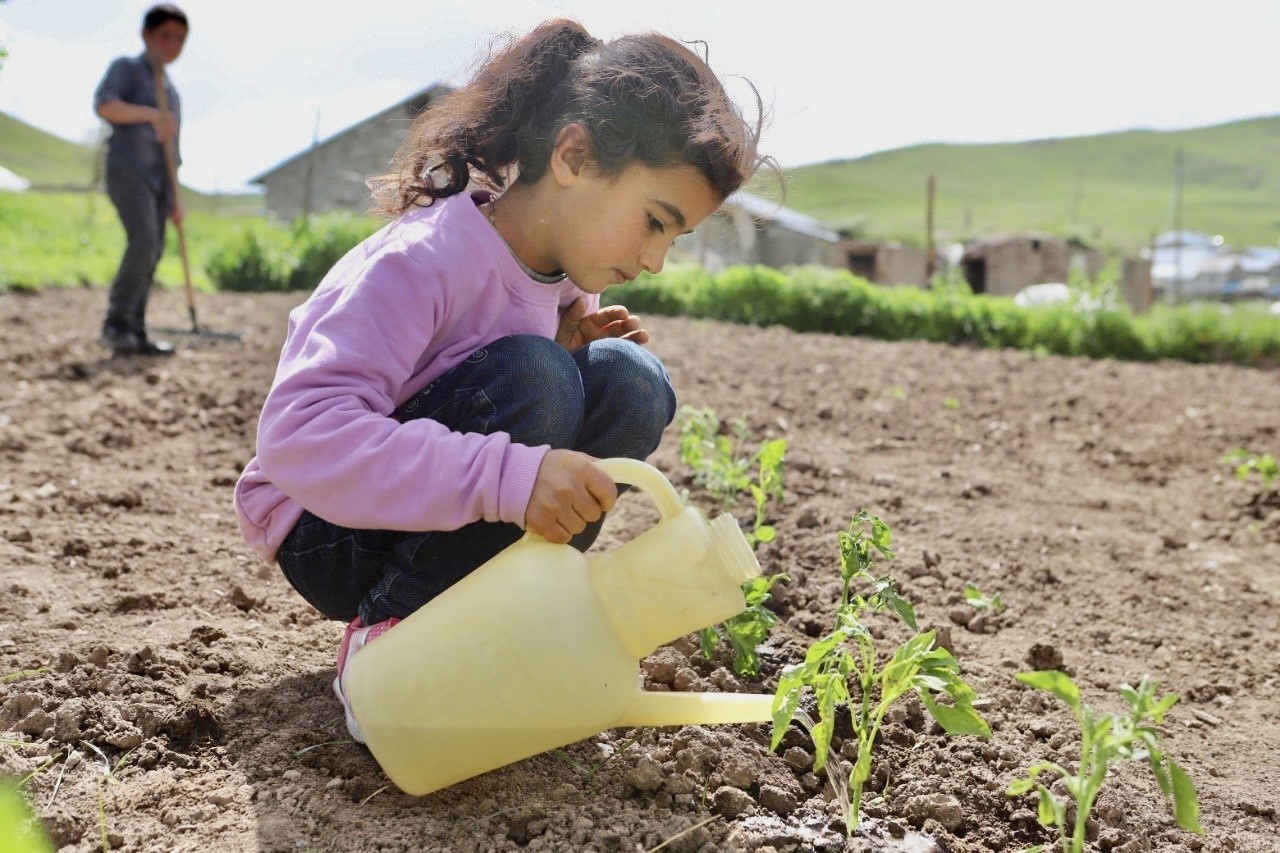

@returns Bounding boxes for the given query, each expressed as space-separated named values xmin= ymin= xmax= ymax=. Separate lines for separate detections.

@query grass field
xmin=0 ymin=190 xmax=267 ymax=290
xmin=768 ymin=115 xmax=1280 ymax=252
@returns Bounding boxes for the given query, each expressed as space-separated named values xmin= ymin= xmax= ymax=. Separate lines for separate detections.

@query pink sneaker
xmin=333 ymin=616 xmax=400 ymax=743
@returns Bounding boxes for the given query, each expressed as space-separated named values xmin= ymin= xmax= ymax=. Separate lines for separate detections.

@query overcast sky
xmin=2 ymin=0 xmax=1278 ymax=194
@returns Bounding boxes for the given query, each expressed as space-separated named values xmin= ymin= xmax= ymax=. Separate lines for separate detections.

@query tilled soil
xmin=1 ymin=286 xmax=1278 ymax=853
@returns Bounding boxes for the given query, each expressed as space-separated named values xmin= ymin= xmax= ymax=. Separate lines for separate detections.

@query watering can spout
xmin=618 ymin=690 xmax=775 ymax=729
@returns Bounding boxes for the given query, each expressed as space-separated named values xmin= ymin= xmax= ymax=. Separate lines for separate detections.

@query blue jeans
xmin=276 ymin=334 xmax=677 ymax=624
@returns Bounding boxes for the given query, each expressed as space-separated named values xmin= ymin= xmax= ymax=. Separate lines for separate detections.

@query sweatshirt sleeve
xmin=254 ymin=241 xmax=547 ymax=532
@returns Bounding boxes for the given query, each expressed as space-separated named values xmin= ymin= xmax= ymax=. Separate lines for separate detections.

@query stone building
xmin=962 ymin=231 xmax=1155 ymax=312
xmin=250 ymin=84 xmax=451 ymax=220
xmin=841 ymin=240 xmax=929 ymax=287
xmin=672 ymin=190 xmax=843 ymax=270
xmin=959 ymin=231 xmax=1097 ymax=296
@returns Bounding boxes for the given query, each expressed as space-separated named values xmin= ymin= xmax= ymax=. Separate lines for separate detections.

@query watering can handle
xmin=593 ymin=457 xmax=685 ymax=520
xmin=520 ymin=458 xmax=685 ymax=543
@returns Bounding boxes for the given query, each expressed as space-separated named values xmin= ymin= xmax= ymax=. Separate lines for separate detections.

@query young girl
xmin=234 ymin=18 xmax=767 ymax=741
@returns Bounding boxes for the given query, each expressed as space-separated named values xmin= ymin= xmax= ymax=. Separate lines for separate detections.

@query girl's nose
xmin=640 ymin=246 xmax=666 ymax=276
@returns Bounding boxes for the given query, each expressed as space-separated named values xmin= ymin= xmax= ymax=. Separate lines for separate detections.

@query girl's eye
xmin=647 ymin=214 xmax=665 ymax=233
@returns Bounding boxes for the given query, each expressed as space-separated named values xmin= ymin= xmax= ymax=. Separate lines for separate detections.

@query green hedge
xmin=206 ymin=213 xmax=379 ymax=292
xmin=604 ymin=264 xmax=1280 ymax=367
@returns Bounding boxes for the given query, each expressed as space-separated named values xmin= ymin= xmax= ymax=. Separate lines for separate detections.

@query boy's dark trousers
xmin=102 ymin=165 xmax=170 ymax=344
xmin=276 ymin=334 xmax=678 ymax=625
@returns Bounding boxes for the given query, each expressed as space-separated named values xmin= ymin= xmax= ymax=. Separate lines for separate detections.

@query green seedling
xmin=942 ymin=397 xmax=961 ymax=410
xmin=1007 ymin=672 xmax=1202 ymax=853
xmin=747 ymin=436 xmax=787 ymax=547
xmin=771 ymin=511 xmax=990 ymax=834
xmin=963 ymin=582 xmax=1005 ymax=613
xmin=698 ymin=571 xmax=789 ymax=677
xmin=678 ymin=405 xmax=788 ymax=675
xmin=677 ymin=406 xmax=787 ymax=546
xmin=1 ymin=668 xmax=48 ymax=684
xmin=677 ymin=406 xmax=754 ymax=508
xmin=0 ymin=781 xmax=54 ymax=853
xmin=83 ymin=742 xmax=134 ymax=853
xmin=552 ymin=735 xmax=641 ymax=789
xmin=1220 ymin=448 xmax=1278 ymax=494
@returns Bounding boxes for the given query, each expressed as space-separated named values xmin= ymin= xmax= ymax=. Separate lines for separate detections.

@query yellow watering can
xmin=343 ymin=457 xmax=776 ymax=795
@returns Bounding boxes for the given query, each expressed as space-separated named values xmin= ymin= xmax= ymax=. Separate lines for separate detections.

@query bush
xmin=613 ymin=263 xmax=1280 ymax=367
xmin=286 ymin=214 xmax=378 ymax=291
xmin=206 ymin=226 xmax=295 ymax=292
xmin=207 ymin=213 xmax=378 ymax=293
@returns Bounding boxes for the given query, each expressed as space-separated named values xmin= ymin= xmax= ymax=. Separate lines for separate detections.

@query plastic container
xmin=343 ymin=457 xmax=776 ymax=795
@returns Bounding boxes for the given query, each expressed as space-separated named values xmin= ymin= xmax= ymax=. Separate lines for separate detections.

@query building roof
xmin=0 ymin=163 xmax=29 ymax=191
xmin=249 ymin=83 xmax=452 ymax=184
xmin=722 ymin=190 xmax=840 ymax=242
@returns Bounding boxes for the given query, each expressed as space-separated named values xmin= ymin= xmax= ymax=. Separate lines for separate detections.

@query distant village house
xmin=250 ymin=84 xmax=451 ymax=220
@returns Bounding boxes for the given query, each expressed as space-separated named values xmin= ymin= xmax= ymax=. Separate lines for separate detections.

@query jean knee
xmin=579 ymin=338 xmax=676 ymax=433
xmin=484 ymin=335 xmax=585 ymax=446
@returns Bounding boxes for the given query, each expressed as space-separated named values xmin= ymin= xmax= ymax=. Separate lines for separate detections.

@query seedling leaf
xmin=1017 ymin=670 xmax=1080 ymax=710
xmin=1169 ymin=759 xmax=1203 ymax=834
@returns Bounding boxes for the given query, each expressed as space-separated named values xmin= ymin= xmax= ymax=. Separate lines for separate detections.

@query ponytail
xmin=369 ymin=20 xmax=600 ymax=214
xmin=369 ymin=18 xmax=769 ymax=217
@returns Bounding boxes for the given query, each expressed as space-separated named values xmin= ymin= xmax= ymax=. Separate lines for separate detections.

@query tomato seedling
xmin=698 ymin=571 xmax=788 ymax=677
xmin=771 ymin=511 xmax=991 ymax=834
xmin=1007 ymin=672 xmax=1202 ymax=853
xmin=963 ymin=582 xmax=1005 ymax=613
xmin=1220 ymin=448 xmax=1277 ymax=495
xmin=678 ymin=405 xmax=788 ymax=675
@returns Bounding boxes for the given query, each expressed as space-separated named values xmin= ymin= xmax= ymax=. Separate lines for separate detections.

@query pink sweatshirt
xmin=234 ymin=191 xmax=598 ymax=561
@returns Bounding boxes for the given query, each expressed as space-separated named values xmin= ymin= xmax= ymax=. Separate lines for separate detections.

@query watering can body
xmin=342 ymin=458 xmax=775 ymax=795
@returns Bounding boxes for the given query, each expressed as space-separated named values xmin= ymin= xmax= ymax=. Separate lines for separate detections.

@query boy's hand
xmin=556 ymin=298 xmax=650 ymax=352
xmin=524 ymin=449 xmax=617 ymax=543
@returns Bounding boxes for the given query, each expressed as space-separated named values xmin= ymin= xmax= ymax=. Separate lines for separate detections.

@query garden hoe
xmin=151 ymin=59 xmax=240 ymax=343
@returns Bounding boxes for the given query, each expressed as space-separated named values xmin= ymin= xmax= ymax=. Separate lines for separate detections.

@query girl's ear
xmin=549 ymin=123 xmax=591 ymax=186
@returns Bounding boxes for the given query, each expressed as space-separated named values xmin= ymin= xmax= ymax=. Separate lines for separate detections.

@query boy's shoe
xmin=137 ymin=334 xmax=175 ymax=356
xmin=99 ymin=325 xmax=141 ymax=355
xmin=333 ymin=616 xmax=400 ymax=743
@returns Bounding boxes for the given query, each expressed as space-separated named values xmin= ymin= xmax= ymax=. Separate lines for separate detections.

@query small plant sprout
xmin=676 ymin=406 xmax=788 ymax=546
xmin=1220 ymin=448 xmax=1278 ymax=495
xmin=0 ymin=781 xmax=54 ymax=853
xmin=698 ymin=571 xmax=789 ymax=677
xmin=771 ymin=511 xmax=991 ymax=834
xmin=747 ymin=437 xmax=786 ymax=547
xmin=1006 ymin=672 xmax=1202 ymax=853
xmin=963 ymin=582 xmax=1005 ymax=613
xmin=678 ymin=405 xmax=789 ymax=675
xmin=552 ymin=735 xmax=642 ymax=790
xmin=676 ymin=406 xmax=753 ymax=508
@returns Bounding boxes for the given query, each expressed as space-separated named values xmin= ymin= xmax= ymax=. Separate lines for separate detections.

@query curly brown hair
xmin=368 ymin=19 xmax=770 ymax=217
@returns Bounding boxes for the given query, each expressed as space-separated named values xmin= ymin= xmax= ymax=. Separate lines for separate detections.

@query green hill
xmin=0 ymin=111 xmax=98 ymax=189
xmin=772 ymin=115 xmax=1280 ymax=253
xmin=0 ymin=110 xmax=261 ymax=214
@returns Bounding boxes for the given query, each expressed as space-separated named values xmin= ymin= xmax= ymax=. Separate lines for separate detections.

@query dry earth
xmin=2 ymin=286 xmax=1278 ymax=852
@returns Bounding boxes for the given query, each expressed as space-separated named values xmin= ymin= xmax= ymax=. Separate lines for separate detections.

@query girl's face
xmin=143 ymin=20 xmax=188 ymax=66
xmin=550 ymin=161 xmax=721 ymax=294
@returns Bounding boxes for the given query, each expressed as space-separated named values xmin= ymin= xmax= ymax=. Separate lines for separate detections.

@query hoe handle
xmin=151 ymin=59 xmax=197 ymax=330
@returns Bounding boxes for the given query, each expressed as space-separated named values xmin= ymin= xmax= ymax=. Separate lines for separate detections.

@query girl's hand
xmin=524 ymin=449 xmax=617 ymax=543
xmin=556 ymin=298 xmax=650 ymax=352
